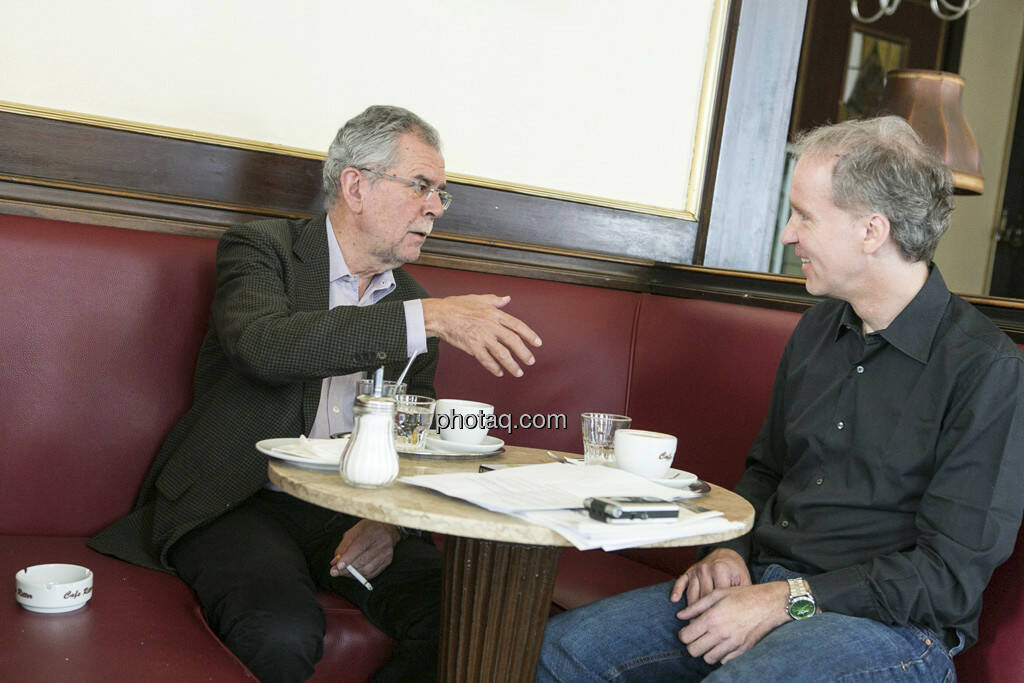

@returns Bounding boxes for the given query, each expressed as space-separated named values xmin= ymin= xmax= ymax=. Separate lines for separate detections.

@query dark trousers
xmin=169 ymin=489 xmax=442 ymax=683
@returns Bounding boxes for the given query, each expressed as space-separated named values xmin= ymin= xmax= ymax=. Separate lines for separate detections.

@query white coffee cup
xmin=613 ymin=429 xmax=677 ymax=479
xmin=434 ymin=399 xmax=495 ymax=444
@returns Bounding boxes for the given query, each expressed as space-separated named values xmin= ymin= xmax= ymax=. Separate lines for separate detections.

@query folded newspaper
xmin=400 ymin=462 xmax=744 ymax=551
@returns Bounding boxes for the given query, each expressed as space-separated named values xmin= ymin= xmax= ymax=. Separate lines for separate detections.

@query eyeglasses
xmin=358 ymin=168 xmax=452 ymax=210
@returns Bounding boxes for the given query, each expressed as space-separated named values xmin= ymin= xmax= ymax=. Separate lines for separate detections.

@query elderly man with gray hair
xmin=538 ymin=116 xmax=1024 ymax=682
xmin=90 ymin=105 xmax=542 ymax=683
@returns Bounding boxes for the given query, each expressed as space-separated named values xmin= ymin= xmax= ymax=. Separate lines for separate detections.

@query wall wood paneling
xmin=2 ymin=108 xmax=1022 ymax=341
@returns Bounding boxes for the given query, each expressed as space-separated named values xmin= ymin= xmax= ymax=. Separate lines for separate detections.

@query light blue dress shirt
xmin=307 ymin=215 xmax=428 ymax=438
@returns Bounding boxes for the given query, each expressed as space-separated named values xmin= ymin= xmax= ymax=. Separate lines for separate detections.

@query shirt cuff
xmin=403 ymin=299 xmax=428 ymax=358
xmin=804 ymin=564 xmax=877 ymax=619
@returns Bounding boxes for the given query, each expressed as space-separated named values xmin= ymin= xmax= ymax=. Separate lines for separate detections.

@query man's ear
xmin=339 ymin=167 xmax=365 ymax=213
xmin=862 ymin=213 xmax=890 ymax=254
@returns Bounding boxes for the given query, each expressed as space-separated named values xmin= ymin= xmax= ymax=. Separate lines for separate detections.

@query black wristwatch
xmin=786 ymin=577 xmax=817 ymax=620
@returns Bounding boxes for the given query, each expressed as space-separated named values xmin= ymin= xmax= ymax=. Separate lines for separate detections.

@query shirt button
xmin=780 ymin=520 xmax=790 ymax=528
xmin=837 ymin=421 xmax=845 ymax=430
xmin=816 ymin=478 xmax=823 ymax=486
xmin=332 ymin=406 xmax=340 ymax=414
xmin=856 ymin=365 xmax=864 ymax=374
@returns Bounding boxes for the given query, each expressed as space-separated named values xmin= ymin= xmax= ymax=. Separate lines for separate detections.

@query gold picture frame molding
xmin=0 ymin=1 xmax=730 ymax=222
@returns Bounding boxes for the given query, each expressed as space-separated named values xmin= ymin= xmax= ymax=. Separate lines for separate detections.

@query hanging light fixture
xmin=880 ymin=69 xmax=983 ymax=194
xmin=850 ymin=0 xmax=980 ymax=23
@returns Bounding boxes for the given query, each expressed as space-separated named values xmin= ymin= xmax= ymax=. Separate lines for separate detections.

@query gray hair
xmin=792 ymin=115 xmax=953 ymax=262
xmin=322 ymin=105 xmax=442 ymax=209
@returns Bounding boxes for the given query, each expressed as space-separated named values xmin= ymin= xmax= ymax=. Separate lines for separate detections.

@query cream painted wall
xmin=933 ymin=0 xmax=1024 ymax=295
xmin=0 ymin=0 xmax=725 ymax=217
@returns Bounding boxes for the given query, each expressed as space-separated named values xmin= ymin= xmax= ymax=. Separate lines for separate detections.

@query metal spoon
xmin=546 ymin=450 xmax=570 ymax=464
xmin=394 ymin=351 xmax=421 ymax=390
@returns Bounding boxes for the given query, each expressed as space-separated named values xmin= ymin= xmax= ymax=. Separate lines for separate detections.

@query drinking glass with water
xmin=393 ymin=395 xmax=436 ymax=449
xmin=580 ymin=413 xmax=632 ymax=465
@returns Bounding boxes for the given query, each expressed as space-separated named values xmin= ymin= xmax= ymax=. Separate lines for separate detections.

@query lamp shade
xmin=881 ymin=69 xmax=983 ymax=194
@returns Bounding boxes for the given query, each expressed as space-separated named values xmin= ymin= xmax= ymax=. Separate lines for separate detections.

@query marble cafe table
xmin=268 ymin=445 xmax=754 ymax=682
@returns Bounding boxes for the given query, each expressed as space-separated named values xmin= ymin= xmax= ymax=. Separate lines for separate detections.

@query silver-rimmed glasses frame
xmin=358 ymin=168 xmax=452 ymax=210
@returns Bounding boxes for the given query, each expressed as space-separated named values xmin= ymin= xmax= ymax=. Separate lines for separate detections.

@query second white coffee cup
xmin=614 ymin=429 xmax=677 ymax=478
xmin=434 ymin=399 xmax=495 ymax=444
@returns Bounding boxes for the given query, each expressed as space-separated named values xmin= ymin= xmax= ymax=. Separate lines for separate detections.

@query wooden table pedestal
xmin=440 ymin=537 xmax=561 ymax=682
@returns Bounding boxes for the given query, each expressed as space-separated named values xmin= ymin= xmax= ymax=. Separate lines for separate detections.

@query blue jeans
xmin=538 ymin=565 xmax=957 ymax=682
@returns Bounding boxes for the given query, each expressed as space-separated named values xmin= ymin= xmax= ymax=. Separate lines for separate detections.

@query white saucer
xmin=648 ymin=468 xmax=699 ymax=488
xmin=256 ymin=437 xmax=349 ymax=471
xmin=424 ymin=431 xmax=504 ymax=455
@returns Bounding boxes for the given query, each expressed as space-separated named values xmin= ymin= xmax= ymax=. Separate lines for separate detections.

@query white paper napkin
xmin=271 ymin=436 xmax=348 ymax=462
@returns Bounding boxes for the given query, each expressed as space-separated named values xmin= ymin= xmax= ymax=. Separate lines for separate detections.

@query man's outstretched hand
xmin=422 ymin=294 xmax=542 ymax=377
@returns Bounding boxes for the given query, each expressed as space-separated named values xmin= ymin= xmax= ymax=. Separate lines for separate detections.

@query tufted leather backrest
xmin=0 ymin=215 xmax=217 ymax=535
xmin=1 ymin=213 xmax=1020 ymax=683
xmin=627 ymin=295 xmax=801 ymax=488
xmin=955 ymin=487 xmax=1024 ymax=683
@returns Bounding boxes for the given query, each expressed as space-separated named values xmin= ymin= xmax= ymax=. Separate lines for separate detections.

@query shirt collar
xmin=835 ymin=264 xmax=951 ymax=364
xmin=325 ymin=214 xmax=396 ymax=295
xmin=325 ymin=214 xmax=352 ymax=283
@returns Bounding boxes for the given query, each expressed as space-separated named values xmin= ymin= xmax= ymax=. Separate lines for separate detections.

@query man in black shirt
xmin=538 ymin=116 xmax=1024 ymax=682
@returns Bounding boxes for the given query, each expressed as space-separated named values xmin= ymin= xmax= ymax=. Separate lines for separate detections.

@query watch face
xmin=789 ymin=598 xmax=815 ymax=619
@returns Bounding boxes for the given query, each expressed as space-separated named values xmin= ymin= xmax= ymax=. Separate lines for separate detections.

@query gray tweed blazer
xmin=88 ymin=215 xmax=439 ymax=572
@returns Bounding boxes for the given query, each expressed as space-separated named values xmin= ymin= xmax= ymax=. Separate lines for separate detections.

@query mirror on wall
xmin=762 ymin=0 xmax=1023 ymax=300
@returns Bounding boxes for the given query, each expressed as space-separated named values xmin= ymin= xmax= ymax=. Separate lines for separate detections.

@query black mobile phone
xmin=583 ymin=496 xmax=680 ymax=524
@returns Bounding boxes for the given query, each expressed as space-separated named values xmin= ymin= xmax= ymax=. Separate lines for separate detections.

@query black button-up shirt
xmin=719 ymin=266 xmax=1024 ymax=649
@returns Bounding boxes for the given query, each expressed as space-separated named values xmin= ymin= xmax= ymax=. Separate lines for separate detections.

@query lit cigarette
xmin=345 ymin=564 xmax=374 ymax=591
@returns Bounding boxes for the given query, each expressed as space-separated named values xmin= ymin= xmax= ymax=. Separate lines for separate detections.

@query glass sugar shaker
xmin=340 ymin=394 xmax=400 ymax=488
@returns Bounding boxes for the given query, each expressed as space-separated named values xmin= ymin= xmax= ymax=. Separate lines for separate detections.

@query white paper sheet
xmin=516 ymin=508 xmax=745 ymax=551
xmin=400 ymin=462 xmax=746 ymax=550
xmin=400 ymin=462 xmax=687 ymax=513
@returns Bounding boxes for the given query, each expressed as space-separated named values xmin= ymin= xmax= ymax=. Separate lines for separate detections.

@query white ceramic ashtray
xmin=15 ymin=564 xmax=93 ymax=613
